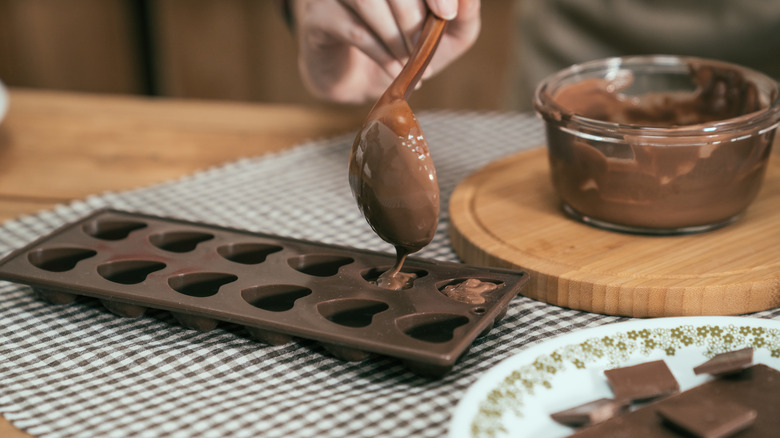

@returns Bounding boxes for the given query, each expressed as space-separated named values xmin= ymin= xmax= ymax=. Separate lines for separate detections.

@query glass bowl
xmin=533 ymin=55 xmax=780 ymax=234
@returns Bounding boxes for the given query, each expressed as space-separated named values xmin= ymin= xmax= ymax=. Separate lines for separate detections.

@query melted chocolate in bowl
xmin=534 ymin=56 xmax=780 ymax=234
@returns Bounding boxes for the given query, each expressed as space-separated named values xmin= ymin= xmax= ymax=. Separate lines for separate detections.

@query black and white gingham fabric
xmin=1 ymin=111 xmax=778 ymax=437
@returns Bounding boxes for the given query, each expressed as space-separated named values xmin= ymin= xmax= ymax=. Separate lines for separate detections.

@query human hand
xmin=290 ymin=0 xmax=481 ymax=104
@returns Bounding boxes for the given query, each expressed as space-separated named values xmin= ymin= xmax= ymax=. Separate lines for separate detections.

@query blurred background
xmin=0 ymin=0 xmax=520 ymax=111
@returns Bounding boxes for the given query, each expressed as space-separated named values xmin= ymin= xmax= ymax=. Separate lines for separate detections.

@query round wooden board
xmin=449 ymin=147 xmax=780 ymax=317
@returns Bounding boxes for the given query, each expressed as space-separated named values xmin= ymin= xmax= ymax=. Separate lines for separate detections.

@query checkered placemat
xmin=1 ymin=111 xmax=778 ymax=438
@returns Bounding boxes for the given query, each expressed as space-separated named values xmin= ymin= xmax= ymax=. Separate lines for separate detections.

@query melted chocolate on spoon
xmin=349 ymin=14 xmax=446 ymax=290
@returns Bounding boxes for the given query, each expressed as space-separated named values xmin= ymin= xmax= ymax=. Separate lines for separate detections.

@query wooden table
xmin=0 ymin=88 xmax=367 ymax=437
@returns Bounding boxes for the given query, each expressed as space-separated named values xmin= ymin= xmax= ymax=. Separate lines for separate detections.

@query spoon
xmin=348 ymin=13 xmax=447 ymax=290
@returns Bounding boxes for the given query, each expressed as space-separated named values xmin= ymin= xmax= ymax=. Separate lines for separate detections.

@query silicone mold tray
xmin=0 ymin=209 xmax=529 ymax=377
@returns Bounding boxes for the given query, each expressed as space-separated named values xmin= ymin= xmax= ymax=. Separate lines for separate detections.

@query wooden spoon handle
xmin=386 ymin=13 xmax=447 ymax=101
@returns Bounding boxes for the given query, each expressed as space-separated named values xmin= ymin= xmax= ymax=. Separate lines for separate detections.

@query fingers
xmin=291 ymin=0 xmax=480 ymax=103
xmin=426 ymin=0 xmax=458 ymax=20
xmin=292 ymin=0 xmax=396 ymax=102
xmin=447 ymin=0 xmax=481 ymax=39
xmin=335 ymin=0 xmax=445 ymax=79
xmin=388 ymin=0 xmax=427 ymax=53
xmin=341 ymin=0 xmax=416 ymax=63
xmin=311 ymin=0 xmax=405 ymax=78
xmin=414 ymin=0 xmax=479 ymax=81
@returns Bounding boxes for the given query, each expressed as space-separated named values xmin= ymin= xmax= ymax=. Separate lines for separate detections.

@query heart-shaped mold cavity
xmin=168 ymin=272 xmax=237 ymax=297
xmin=242 ymin=284 xmax=312 ymax=312
xmin=317 ymin=299 xmax=389 ymax=328
xmin=287 ymin=254 xmax=353 ymax=277
xmin=395 ymin=313 xmax=470 ymax=343
xmin=83 ymin=219 xmax=147 ymax=241
xmin=97 ymin=260 xmax=167 ymax=285
xmin=28 ymin=247 xmax=97 ymax=272
xmin=217 ymin=242 xmax=283 ymax=264
xmin=149 ymin=231 xmax=214 ymax=253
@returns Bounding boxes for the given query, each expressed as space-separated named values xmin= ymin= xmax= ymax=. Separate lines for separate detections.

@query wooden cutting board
xmin=449 ymin=147 xmax=780 ymax=317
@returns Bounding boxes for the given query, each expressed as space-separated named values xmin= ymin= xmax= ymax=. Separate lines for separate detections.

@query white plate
xmin=449 ymin=316 xmax=780 ymax=438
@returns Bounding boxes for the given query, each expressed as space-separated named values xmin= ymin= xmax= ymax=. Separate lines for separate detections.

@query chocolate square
xmin=656 ymin=396 xmax=757 ymax=438
xmin=604 ymin=360 xmax=679 ymax=402
xmin=550 ymin=397 xmax=626 ymax=427
xmin=694 ymin=347 xmax=753 ymax=376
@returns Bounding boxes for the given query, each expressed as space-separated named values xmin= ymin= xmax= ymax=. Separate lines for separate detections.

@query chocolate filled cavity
xmin=0 ymin=209 xmax=529 ymax=377
xmin=376 ymin=269 xmax=418 ymax=291
xmin=439 ymin=278 xmax=501 ymax=305
xmin=362 ymin=265 xmax=427 ymax=291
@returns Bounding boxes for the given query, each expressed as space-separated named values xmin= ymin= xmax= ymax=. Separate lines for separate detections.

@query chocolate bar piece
xmin=0 ymin=209 xmax=530 ymax=377
xmin=694 ymin=347 xmax=754 ymax=376
xmin=604 ymin=360 xmax=679 ymax=402
xmin=550 ymin=398 xmax=626 ymax=428
xmin=656 ymin=396 xmax=757 ymax=438
xmin=567 ymin=364 xmax=779 ymax=438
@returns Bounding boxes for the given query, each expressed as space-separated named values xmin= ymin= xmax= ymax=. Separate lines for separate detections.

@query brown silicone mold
xmin=0 ymin=209 xmax=529 ymax=377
